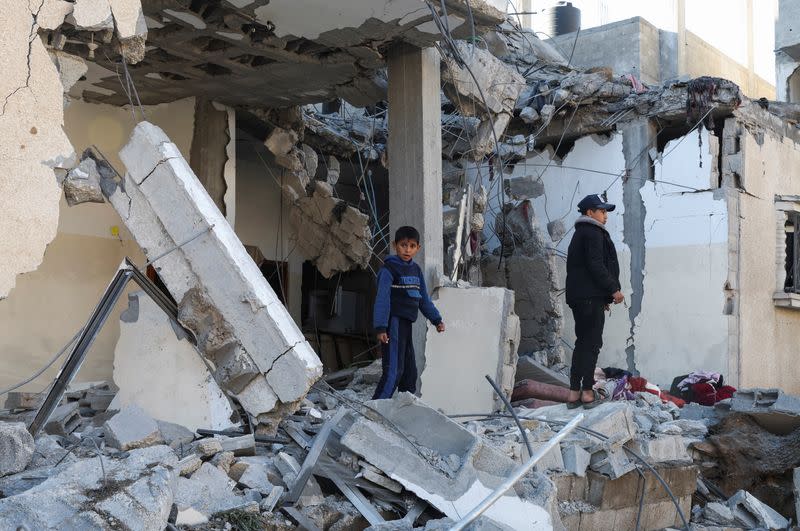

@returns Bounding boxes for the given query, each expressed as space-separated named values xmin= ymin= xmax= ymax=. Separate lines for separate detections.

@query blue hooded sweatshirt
xmin=373 ymin=255 xmax=442 ymax=333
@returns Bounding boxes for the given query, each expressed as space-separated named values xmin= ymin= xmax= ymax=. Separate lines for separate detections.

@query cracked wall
xmin=480 ymin=131 xmax=729 ymax=387
xmin=0 ymin=98 xmax=195 ymax=393
xmin=0 ymin=1 xmax=76 ymax=299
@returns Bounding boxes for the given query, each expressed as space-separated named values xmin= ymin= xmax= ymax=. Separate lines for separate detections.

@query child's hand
xmin=436 ymin=323 xmax=445 ymax=333
xmin=377 ymin=332 xmax=389 ymax=344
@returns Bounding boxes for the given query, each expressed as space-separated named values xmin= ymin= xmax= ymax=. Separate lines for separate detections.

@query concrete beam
xmin=387 ymin=43 xmax=443 ymax=390
xmin=104 ymin=121 xmax=322 ymax=432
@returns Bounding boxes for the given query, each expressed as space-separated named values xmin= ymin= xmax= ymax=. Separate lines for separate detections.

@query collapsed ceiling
xmin=55 ymin=0 xmax=505 ymax=108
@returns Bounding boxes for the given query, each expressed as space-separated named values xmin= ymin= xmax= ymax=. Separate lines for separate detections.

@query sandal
xmin=582 ymin=388 xmax=609 ymax=409
xmin=566 ymin=399 xmax=583 ymax=409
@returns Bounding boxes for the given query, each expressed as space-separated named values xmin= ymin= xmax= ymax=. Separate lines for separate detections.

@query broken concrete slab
xmin=657 ymin=419 xmax=708 ymax=438
xmin=420 ymin=287 xmax=520 ymax=415
xmin=0 ymin=445 xmax=177 ymax=530
xmin=505 ymin=175 xmax=545 ymax=200
xmin=340 ymin=393 xmax=557 ymax=531
xmin=111 ymin=291 xmax=236 ymax=433
xmin=194 ymin=439 xmax=223 ymax=458
xmin=702 ymin=501 xmax=736 ymax=526
xmin=727 ymin=489 xmax=789 ymax=530
xmin=0 ymin=422 xmax=35 ymax=477
xmin=156 ymin=420 xmax=195 ymax=449
xmin=730 ymin=388 xmax=800 ymax=434
xmin=514 ymin=356 xmax=569 ymax=388
xmin=625 ymin=435 xmax=691 ymax=464
xmin=216 ymin=434 xmax=256 ymax=456
xmin=103 ymin=404 xmax=163 ymax=451
xmin=38 ymin=0 xmax=74 ymax=30
xmin=237 ymin=458 xmax=275 ymax=494
xmin=108 ymin=0 xmax=148 ymax=63
xmin=104 ymin=122 xmax=322 ymax=432
xmin=523 ymin=402 xmax=637 ymax=447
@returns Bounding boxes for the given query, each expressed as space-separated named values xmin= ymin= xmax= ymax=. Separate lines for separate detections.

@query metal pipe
xmin=449 ymin=413 xmax=584 ymax=531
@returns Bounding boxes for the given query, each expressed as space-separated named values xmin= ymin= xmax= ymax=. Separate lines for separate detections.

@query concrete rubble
xmin=102 ymin=121 xmax=323 ymax=433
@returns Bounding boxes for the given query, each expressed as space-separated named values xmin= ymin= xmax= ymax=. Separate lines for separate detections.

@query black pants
xmin=372 ymin=317 xmax=416 ymax=399
xmin=569 ymin=298 xmax=606 ymax=391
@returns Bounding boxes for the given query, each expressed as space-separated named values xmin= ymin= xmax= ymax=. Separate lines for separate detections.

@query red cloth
xmin=691 ymin=382 xmax=718 ymax=406
xmin=716 ymin=385 xmax=736 ymax=401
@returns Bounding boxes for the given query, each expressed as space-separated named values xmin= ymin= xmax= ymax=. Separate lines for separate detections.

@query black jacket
xmin=565 ymin=217 xmax=621 ymax=305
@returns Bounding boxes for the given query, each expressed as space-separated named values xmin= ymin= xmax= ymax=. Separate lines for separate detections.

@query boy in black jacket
xmin=565 ymin=194 xmax=624 ymax=408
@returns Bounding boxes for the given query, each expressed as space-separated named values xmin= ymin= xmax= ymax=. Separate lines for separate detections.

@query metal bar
xmin=285 ymin=408 xmax=347 ymax=503
xmin=321 ymin=463 xmax=385 ymax=525
xmin=449 ymin=414 xmax=584 ymax=531
xmin=28 ymin=267 xmax=134 ymax=436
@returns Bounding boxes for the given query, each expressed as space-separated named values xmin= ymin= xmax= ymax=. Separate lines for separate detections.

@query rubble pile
xmin=3 ymin=364 xmax=800 ymax=530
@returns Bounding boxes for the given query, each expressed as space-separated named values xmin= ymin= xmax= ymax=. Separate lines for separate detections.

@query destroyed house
xmin=2 ymin=0 xmax=800 ymax=529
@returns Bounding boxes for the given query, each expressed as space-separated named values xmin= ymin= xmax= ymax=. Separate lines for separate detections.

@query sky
xmin=515 ymin=0 xmax=778 ymax=82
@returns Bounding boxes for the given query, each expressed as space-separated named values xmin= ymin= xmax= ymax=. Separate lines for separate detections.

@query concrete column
xmin=621 ymin=120 xmax=657 ymax=375
xmin=190 ymin=98 xmax=230 ymax=216
xmin=675 ymin=0 xmax=687 ymax=77
xmin=387 ymin=43 xmax=443 ymax=392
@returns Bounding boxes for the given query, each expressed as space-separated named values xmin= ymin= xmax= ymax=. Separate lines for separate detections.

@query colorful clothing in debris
xmin=372 ymin=255 xmax=442 ymax=400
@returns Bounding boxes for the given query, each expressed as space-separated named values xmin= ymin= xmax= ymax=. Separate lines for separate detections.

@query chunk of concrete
xmin=104 ymin=122 xmax=322 ymax=432
xmin=727 ymin=489 xmax=789 ymax=530
xmin=111 ymin=292 xmax=237 ymax=433
xmin=504 ymin=175 xmax=545 ymax=200
xmin=64 ymin=156 xmax=104 ymax=206
xmin=515 ymin=356 xmax=569 ymax=388
xmin=69 ymin=0 xmax=114 ymax=30
xmin=216 ymin=434 xmax=256 ymax=456
xmin=420 ymin=287 xmax=520 ymax=415
xmin=103 ymin=405 xmax=163 ymax=451
xmin=561 ymin=444 xmax=590 ymax=477
xmin=340 ymin=393 xmax=556 ymax=531
xmin=156 ymin=420 xmax=195 ymax=449
xmin=177 ymin=455 xmax=202 ymax=477
xmin=625 ymin=435 xmax=690 ymax=464
xmin=589 ymin=445 xmax=635 ymax=479
xmin=703 ymin=501 xmax=735 ymax=526
xmin=194 ymin=439 xmax=223 ymax=458
xmin=0 ymin=422 xmax=35 ymax=477
xmin=0 ymin=446 xmax=177 ymax=530
xmin=175 ymin=462 xmax=245 ymax=517
xmin=237 ymin=458 xmax=274 ymax=494
xmin=38 ymin=0 xmax=74 ymax=30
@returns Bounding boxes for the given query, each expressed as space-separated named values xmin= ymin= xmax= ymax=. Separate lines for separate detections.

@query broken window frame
xmin=774 ymin=198 xmax=800 ymax=306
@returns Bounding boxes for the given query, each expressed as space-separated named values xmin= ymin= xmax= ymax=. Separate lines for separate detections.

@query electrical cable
xmin=0 ymin=328 xmax=82 ymax=397
xmin=485 ymin=375 xmax=533 ymax=457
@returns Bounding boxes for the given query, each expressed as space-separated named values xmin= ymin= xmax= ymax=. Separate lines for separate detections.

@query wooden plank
xmin=319 ymin=462 xmax=385 ymax=525
xmin=285 ymin=408 xmax=347 ymax=503
xmin=281 ymin=507 xmax=322 ymax=531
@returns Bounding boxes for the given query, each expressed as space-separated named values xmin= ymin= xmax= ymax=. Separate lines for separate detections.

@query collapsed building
xmin=2 ymin=0 xmax=800 ymax=529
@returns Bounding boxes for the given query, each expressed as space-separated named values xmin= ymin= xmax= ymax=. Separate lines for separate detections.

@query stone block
xmin=106 ymin=122 xmax=322 ymax=431
xmin=625 ymin=435 xmax=690 ymax=464
xmin=111 ymin=292 xmax=236 ymax=433
xmin=657 ymin=419 xmax=708 ymax=438
xmin=177 ymin=455 xmax=202 ymax=477
xmin=64 ymin=156 xmax=104 ymax=206
xmin=237 ymin=457 xmax=274 ymax=494
xmin=340 ymin=393 xmax=558 ymax=531
xmin=420 ymin=287 xmax=520 ymax=415
xmin=103 ymin=405 xmax=163 ymax=451
xmin=561 ymin=444 xmax=591 ymax=477
xmin=727 ymin=489 xmax=788 ymax=530
xmin=211 ymin=451 xmax=235 ymax=473
xmin=0 ymin=422 xmax=34 ymax=477
xmin=703 ymin=501 xmax=735 ymax=526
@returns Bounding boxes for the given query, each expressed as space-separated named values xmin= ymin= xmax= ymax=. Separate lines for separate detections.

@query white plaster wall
xmin=235 ymin=140 xmax=303 ymax=324
xmin=0 ymin=99 xmax=195 ymax=392
xmin=477 ymin=131 xmax=729 ymax=387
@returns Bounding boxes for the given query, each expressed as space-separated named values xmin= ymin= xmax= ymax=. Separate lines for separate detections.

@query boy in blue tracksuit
xmin=372 ymin=226 xmax=445 ymax=400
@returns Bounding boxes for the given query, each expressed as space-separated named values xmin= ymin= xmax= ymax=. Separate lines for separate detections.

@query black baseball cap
xmin=577 ymin=194 xmax=616 ymax=213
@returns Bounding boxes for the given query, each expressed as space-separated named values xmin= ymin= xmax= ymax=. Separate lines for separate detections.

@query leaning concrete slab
xmin=103 ymin=122 xmax=322 ymax=432
xmin=340 ymin=393 xmax=557 ymax=531
xmin=420 ymin=287 xmax=520 ymax=415
xmin=730 ymin=388 xmax=800 ymax=434
xmin=110 ymin=291 xmax=236 ymax=432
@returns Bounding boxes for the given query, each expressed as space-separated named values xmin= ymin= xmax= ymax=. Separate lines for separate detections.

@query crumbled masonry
xmin=103 ymin=122 xmax=322 ymax=433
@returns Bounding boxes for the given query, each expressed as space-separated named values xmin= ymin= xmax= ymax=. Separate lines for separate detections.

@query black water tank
xmin=539 ymin=1 xmax=581 ymax=37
